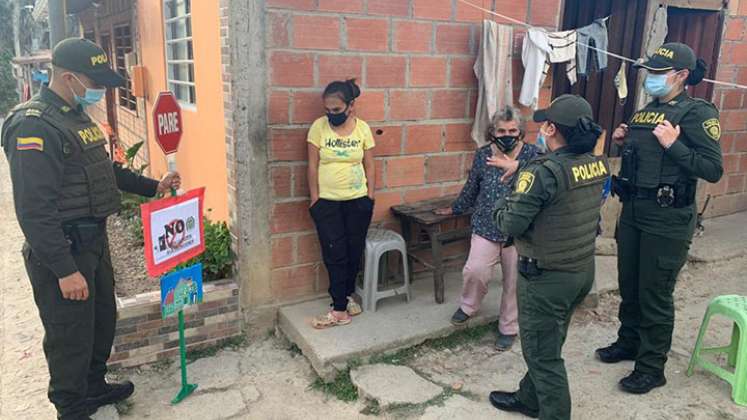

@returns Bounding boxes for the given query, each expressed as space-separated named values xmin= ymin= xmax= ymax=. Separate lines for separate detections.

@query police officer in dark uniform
xmin=1 ymin=38 xmax=181 ymax=420
xmin=595 ymin=43 xmax=723 ymax=394
xmin=489 ymin=95 xmax=610 ymax=419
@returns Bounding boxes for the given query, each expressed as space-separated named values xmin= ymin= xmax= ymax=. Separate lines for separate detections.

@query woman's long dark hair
xmin=685 ymin=59 xmax=707 ymax=86
xmin=553 ymin=117 xmax=603 ymax=155
xmin=322 ymin=78 xmax=361 ymax=104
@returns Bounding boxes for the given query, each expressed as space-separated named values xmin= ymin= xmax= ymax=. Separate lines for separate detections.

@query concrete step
xmin=278 ymin=256 xmax=619 ymax=380
xmin=278 ymin=271 xmax=500 ymax=381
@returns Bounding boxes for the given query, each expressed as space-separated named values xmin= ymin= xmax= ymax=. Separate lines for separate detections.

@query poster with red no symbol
xmin=141 ymin=188 xmax=206 ymax=277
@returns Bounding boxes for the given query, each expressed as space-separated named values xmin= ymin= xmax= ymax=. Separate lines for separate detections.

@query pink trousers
xmin=459 ymin=234 xmax=519 ymax=335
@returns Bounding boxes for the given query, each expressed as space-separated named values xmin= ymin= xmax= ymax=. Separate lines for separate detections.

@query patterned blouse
xmin=452 ymin=143 xmax=541 ymax=243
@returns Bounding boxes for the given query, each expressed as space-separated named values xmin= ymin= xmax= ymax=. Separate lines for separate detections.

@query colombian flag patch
xmin=16 ymin=137 xmax=44 ymax=152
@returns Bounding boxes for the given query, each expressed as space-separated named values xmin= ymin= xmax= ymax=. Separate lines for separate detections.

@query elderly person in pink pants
xmin=436 ymin=107 xmax=540 ymax=351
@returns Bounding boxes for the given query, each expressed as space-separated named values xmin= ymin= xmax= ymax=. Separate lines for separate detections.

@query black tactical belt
xmin=634 ymin=184 xmax=693 ymax=208
xmin=62 ymin=219 xmax=106 ymax=251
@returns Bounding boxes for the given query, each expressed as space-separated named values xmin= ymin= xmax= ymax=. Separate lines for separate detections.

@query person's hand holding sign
xmin=158 ymin=172 xmax=182 ymax=194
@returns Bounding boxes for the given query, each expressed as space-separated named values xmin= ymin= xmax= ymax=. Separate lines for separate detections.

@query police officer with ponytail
xmin=596 ymin=43 xmax=723 ymax=394
xmin=1 ymin=38 xmax=180 ymax=419
xmin=489 ymin=95 xmax=609 ymax=419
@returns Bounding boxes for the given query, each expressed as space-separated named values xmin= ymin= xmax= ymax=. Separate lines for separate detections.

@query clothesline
xmin=456 ymin=0 xmax=747 ymax=90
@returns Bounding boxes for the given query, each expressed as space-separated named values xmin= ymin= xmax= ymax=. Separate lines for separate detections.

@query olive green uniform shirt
xmin=622 ymin=92 xmax=723 ymax=241
xmin=494 ymin=152 xmax=561 ymax=238
xmin=1 ymin=87 xmax=159 ymax=278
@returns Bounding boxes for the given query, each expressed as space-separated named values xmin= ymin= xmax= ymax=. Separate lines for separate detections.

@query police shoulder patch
xmin=702 ymin=118 xmax=720 ymax=141
xmin=515 ymin=171 xmax=536 ymax=194
xmin=16 ymin=137 xmax=44 ymax=152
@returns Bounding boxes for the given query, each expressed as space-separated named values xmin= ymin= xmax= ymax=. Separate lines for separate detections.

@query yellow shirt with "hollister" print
xmin=307 ymin=116 xmax=375 ymax=201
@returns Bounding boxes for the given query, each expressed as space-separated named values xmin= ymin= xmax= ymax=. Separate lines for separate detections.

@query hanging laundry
xmin=615 ymin=62 xmax=628 ymax=104
xmin=547 ymin=30 xmax=578 ymax=82
xmin=577 ymin=18 xmax=609 ymax=77
xmin=519 ymin=28 xmax=577 ymax=108
xmin=471 ymin=20 xmax=514 ymax=145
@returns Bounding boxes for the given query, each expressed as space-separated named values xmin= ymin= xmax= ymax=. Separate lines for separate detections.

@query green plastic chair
xmin=687 ymin=295 xmax=747 ymax=406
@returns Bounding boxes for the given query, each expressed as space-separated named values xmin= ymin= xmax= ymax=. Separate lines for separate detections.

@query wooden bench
xmin=390 ymin=195 xmax=473 ymax=304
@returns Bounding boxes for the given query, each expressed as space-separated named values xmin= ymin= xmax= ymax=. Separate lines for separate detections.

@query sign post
xmin=149 ymin=91 xmax=198 ymax=404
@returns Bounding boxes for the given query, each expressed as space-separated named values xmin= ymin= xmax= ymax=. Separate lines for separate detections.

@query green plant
xmin=426 ymin=321 xmax=496 ymax=350
xmin=124 ymin=141 xmax=148 ymax=175
xmin=186 ymin=335 xmax=246 ymax=362
xmin=369 ymin=322 xmax=499 ymax=367
xmin=174 ymin=214 xmax=234 ymax=281
xmin=310 ymin=368 xmax=359 ymax=402
xmin=117 ymin=142 xmax=151 ymax=244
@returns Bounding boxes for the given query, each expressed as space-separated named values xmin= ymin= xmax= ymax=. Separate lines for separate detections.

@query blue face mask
xmin=644 ymin=73 xmax=672 ymax=98
xmin=68 ymin=74 xmax=106 ymax=108
xmin=536 ymin=133 xmax=547 ymax=153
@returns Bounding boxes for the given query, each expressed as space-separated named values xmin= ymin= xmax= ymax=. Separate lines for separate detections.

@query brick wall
xmin=108 ymin=280 xmax=241 ymax=369
xmin=704 ymin=2 xmax=747 ymax=217
xmin=264 ymin=0 xmax=560 ymax=303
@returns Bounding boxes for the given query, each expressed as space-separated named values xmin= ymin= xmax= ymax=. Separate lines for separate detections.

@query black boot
xmin=595 ymin=343 xmax=637 ymax=363
xmin=494 ymin=332 xmax=517 ymax=352
xmin=619 ymin=371 xmax=666 ymax=394
xmin=87 ymin=381 xmax=135 ymax=412
xmin=450 ymin=308 xmax=471 ymax=326
xmin=489 ymin=391 xmax=539 ymax=418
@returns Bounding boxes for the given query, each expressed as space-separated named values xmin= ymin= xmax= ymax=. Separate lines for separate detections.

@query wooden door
xmin=666 ymin=7 xmax=725 ymax=101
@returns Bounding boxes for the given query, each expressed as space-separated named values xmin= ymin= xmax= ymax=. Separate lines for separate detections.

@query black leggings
xmin=310 ymin=197 xmax=374 ymax=311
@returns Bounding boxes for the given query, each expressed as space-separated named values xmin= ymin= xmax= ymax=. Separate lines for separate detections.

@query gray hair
xmin=486 ymin=106 xmax=526 ymax=143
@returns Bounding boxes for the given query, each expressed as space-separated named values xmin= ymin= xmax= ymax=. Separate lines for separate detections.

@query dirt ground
xmin=107 ymin=255 xmax=747 ymax=420
xmin=108 ymin=214 xmax=160 ymax=297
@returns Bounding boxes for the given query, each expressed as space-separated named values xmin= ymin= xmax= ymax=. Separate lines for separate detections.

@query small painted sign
xmin=161 ymin=264 xmax=204 ymax=319
xmin=141 ymin=187 xmax=205 ymax=276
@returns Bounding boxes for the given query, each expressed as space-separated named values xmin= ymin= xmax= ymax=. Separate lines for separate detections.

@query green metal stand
xmin=167 ymin=185 xmax=197 ymax=405
xmin=171 ymin=309 xmax=197 ymax=404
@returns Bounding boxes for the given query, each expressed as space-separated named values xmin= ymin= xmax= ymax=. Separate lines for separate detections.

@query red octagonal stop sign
xmin=152 ymin=92 xmax=183 ymax=155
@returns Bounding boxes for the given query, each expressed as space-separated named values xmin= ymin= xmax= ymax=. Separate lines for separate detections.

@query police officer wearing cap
xmin=489 ymin=95 xmax=609 ymax=419
xmin=595 ymin=42 xmax=723 ymax=395
xmin=1 ymin=38 xmax=180 ymax=420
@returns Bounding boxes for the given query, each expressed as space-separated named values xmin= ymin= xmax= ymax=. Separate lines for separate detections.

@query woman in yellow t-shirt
xmin=307 ymin=79 xmax=376 ymax=329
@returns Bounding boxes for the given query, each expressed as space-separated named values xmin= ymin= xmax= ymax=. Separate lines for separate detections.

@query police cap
xmin=635 ymin=42 xmax=697 ymax=72
xmin=52 ymin=38 xmax=126 ymax=88
xmin=533 ymin=94 xmax=593 ymax=127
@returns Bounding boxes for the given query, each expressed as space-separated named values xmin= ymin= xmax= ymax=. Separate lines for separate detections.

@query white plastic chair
xmin=356 ymin=229 xmax=411 ymax=312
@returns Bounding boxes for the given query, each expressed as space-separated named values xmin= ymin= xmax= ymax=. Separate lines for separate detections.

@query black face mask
xmin=327 ymin=106 xmax=349 ymax=127
xmin=490 ymin=135 xmax=519 ymax=152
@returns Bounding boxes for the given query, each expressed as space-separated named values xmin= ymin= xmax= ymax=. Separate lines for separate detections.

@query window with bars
xmin=114 ymin=25 xmax=136 ymax=111
xmin=164 ymin=0 xmax=196 ymax=105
